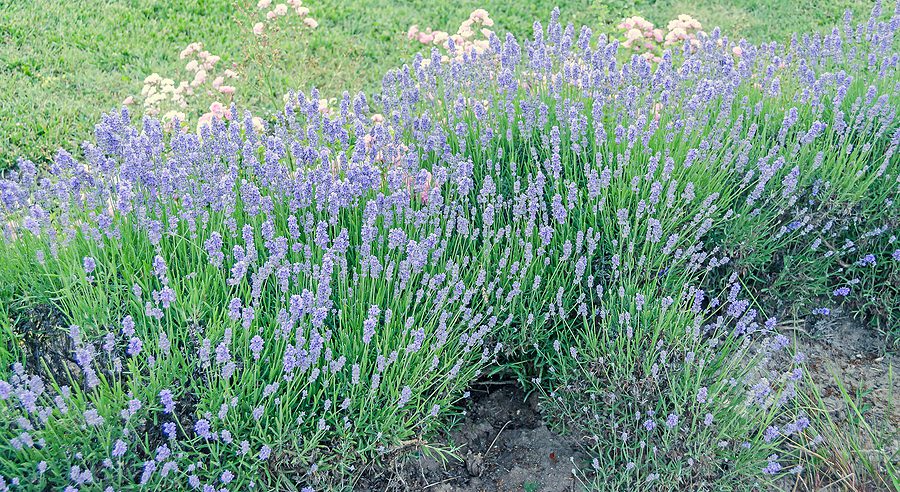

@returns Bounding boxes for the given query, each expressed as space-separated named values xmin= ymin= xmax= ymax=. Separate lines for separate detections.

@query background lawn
xmin=0 ymin=0 xmax=876 ymax=169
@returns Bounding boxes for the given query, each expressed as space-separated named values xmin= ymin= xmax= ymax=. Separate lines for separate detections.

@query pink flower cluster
xmin=663 ymin=14 xmax=703 ymax=47
xmin=617 ymin=14 xmax=704 ymax=63
xmin=407 ymin=9 xmax=495 ymax=64
xmin=252 ymin=0 xmax=317 ymax=37
xmin=128 ymin=42 xmax=238 ymax=130
xmin=125 ymin=1 xmax=319 ymax=132
xmin=180 ymin=42 xmax=238 ymax=96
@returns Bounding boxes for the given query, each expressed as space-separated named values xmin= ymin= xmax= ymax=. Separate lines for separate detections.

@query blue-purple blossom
xmin=159 ymin=389 xmax=176 ymax=413
xmin=258 ymin=445 xmax=271 ymax=460
xmin=397 ymin=386 xmax=412 ymax=408
xmin=665 ymin=413 xmax=679 ymax=429
xmin=127 ymin=337 xmax=143 ymax=356
xmin=112 ymin=439 xmax=127 ymax=458
xmin=762 ymin=455 xmax=782 ymax=475
xmin=83 ymin=256 xmax=96 ymax=275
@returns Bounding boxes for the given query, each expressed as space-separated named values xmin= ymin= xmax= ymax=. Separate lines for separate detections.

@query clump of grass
xmin=789 ymin=366 xmax=898 ymax=491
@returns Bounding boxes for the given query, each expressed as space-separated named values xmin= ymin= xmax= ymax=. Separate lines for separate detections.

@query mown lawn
xmin=0 ymin=0 xmax=875 ymax=169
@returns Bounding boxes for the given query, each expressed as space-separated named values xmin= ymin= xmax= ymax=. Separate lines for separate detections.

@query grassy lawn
xmin=0 ymin=0 xmax=875 ymax=169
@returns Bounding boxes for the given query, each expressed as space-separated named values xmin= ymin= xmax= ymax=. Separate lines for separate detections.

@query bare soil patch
xmin=364 ymin=382 xmax=588 ymax=492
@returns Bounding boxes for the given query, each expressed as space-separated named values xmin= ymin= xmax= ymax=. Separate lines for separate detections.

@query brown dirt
xmin=781 ymin=315 xmax=900 ymax=491
xmin=364 ymin=382 xmax=588 ymax=492
xmin=795 ymin=316 xmax=899 ymax=430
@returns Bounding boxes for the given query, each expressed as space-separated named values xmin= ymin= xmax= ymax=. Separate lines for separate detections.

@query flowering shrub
xmin=127 ymin=1 xmax=318 ymax=132
xmin=250 ymin=0 xmax=318 ymax=37
xmin=1 ymin=3 xmax=899 ymax=491
xmin=617 ymin=14 xmax=704 ymax=62
xmin=132 ymin=44 xmax=239 ymax=129
xmin=407 ymin=9 xmax=495 ymax=64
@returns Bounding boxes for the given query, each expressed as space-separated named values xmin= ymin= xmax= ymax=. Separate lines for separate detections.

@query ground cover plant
xmin=0 ymin=2 xmax=899 ymax=492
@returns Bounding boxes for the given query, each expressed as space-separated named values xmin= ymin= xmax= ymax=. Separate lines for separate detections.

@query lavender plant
xmin=0 ymin=2 xmax=898 ymax=490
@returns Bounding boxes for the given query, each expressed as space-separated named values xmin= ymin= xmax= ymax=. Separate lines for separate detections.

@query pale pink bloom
xmin=407 ymin=25 xmax=420 ymax=40
xmin=295 ymin=6 xmax=309 ymax=16
xmin=303 ymin=17 xmax=318 ymax=28
xmin=469 ymin=9 xmax=486 ymax=20
xmin=317 ymin=98 xmax=329 ymax=113
xmin=405 ymin=170 xmax=434 ymax=204
xmin=185 ymin=60 xmax=199 ymax=72
xmin=652 ymin=28 xmax=664 ymax=42
xmin=251 ymin=116 xmax=265 ymax=133
xmin=212 ymin=76 xmax=224 ymax=89
xmin=732 ymin=46 xmax=744 ymax=57
xmin=665 ymin=27 xmax=689 ymax=46
xmin=634 ymin=17 xmax=653 ymax=31
xmin=677 ymin=14 xmax=701 ymax=30
xmin=417 ymin=32 xmax=434 ymax=44
xmin=257 ymin=0 xmax=272 ymax=8
xmin=286 ymin=0 xmax=301 ymax=6
xmin=224 ymin=69 xmax=239 ymax=78
xmin=481 ymin=28 xmax=493 ymax=39
xmin=191 ymin=69 xmax=207 ymax=87
xmin=209 ymin=101 xmax=226 ymax=117
xmin=432 ymin=31 xmax=448 ymax=45
xmin=625 ymin=28 xmax=643 ymax=42
xmin=371 ymin=113 xmax=384 ymax=123
xmin=458 ymin=19 xmax=475 ymax=39
xmin=653 ymin=102 xmax=663 ymax=121
xmin=122 ymin=96 xmax=134 ymax=105
xmin=253 ymin=22 xmax=265 ymax=36
xmin=144 ymin=73 xmax=162 ymax=84
xmin=266 ymin=10 xmax=277 ymax=20
xmin=469 ymin=9 xmax=490 ymax=24
xmin=205 ymin=55 xmax=220 ymax=66
xmin=179 ymin=42 xmax=202 ymax=59
xmin=273 ymin=3 xmax=288 ymax=16
xmin=218 ymin=85 xmax=236 ymax=95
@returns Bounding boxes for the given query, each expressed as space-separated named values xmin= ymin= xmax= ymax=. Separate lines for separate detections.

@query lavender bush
xmin=0 ymin=2 xmax=898 ymax=490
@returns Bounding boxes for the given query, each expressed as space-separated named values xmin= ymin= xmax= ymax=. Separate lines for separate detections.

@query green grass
xmin=0 ymin=0 xmax=876 ymax=170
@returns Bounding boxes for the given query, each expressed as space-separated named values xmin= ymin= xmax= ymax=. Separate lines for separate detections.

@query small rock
xmin=465 ymin=451 xmax=484 ymax=477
